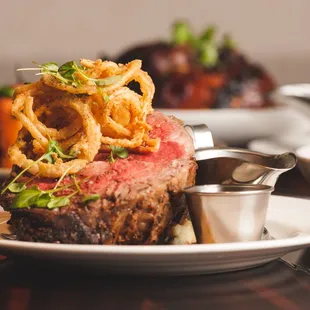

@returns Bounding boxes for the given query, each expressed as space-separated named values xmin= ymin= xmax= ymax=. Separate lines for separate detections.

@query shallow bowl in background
xmin=296 ymin=145 xmax=310 ymax=184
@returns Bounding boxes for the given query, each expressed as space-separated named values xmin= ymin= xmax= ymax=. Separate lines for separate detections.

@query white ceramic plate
xmin=158 ymin=103 xmax=310 ymax=145
xmin=0 ymin=195 xmax=309 ymax=276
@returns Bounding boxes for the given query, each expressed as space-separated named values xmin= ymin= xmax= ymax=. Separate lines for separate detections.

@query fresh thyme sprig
xmin=17 ymin=60 xmax=123 ymax=87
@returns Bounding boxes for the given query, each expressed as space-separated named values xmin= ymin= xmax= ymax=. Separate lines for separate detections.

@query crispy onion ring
xmin=80 ymin=58 xmax=119 ymax=79
xmin=24 ymin=96 xmax=82 ymax=141
xmin=91 ymin=87 xmax=159 ymax=150
xmin=42 ymin=74 xmax=97 ymax=95
xmin=8 ymin=130 xmax=88 ymax=178
xmin=9 ymin=90 xmax=101 ymax=178
xmin=9 ymin=58 xmax=160 ymax=178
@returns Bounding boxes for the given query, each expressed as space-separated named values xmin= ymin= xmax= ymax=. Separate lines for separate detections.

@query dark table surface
xmin=0 ymin=166 xmax=309 ymax=310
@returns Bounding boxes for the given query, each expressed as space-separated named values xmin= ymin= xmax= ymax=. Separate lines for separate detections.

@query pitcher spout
xmin=184 ymin=124 xmax=297 ymax=187
xmin=194 ymin=147 xmax=297 ymax=187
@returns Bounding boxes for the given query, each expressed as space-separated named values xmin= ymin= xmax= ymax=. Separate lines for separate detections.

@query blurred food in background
xmin=0 ymin=85 xmax=22 ymax=169
xmin=103 ymin=20 xmax=276 ymax=110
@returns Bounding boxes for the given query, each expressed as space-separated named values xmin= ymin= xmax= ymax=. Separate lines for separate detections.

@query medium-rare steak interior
xmin=0 ymin=58 xmax=197 ymax=245
xmin=1 ymin=112 xmax=196 ymax=244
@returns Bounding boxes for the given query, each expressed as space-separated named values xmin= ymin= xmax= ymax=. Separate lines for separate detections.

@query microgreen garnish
xmin=38 ymin=62 xmax=59 ymax=74
xmin=7 ymin=183 xmax=27 ymax=193
xmin=82 ymin=194 xmax=101 ymax=204
xmin=52 ymin=162 xmax=76 ymax=192
xmin=10 ymin=186 xmax=43 ymax=209
xmin=10 ymin=185 xmax=78 ymax=210
xmin=95 ymin=75 xmax=122 ymax=86
xmin=47 ymin=191 xmax=78 ymax=209
xmin=72 ymin=174 xmax=82 ymax=194
xmin=107 ymin=145 xmax=129 ymax=162
xmin=97 ymin=88 xmax=110 ymax=103
xmin=58 ymin=61 xmax=79 ymax=80
xmin=1 ymin=152 xmax=50 ymax=195
xmin=103 ymin=94 xmax=110 ymax=103
xmin=1 ymin=139 xmax=76 ymax=195
xmin=5 ymin=172 xmax=41 ymax=194
xmin=9 ymin=165 xmax=80 ymax=210
xmin=48 ymin=139 xmax=77 ymax=163
xmin=35 ymin=193 xmax=52 ymax=207
xmin=17 ymin=60 xmax=123 ymax=88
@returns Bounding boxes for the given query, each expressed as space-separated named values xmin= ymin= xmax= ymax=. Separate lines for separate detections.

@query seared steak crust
xmin=1 ymin=111 xmax=197 ymax=245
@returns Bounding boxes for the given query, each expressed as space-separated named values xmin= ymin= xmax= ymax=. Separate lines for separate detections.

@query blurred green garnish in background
xmin=199 ymin=41 xmax=219 ymax=67
xmin=199 ymin=24 xmax=217 ymax=42
xmin=171 ymin=21 xmax=194 ymax=46
xmin=197 ymin=25 xmax=218 ymax=67
xmin=0 ymin=86 xmax=14 ymax=98
xmin=171 ymin=20 xmax=237 ymax=68
xmin=221 ymin=33 xmax=236 ymax=49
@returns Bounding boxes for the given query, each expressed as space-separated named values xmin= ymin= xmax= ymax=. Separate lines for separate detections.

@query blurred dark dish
xmin=103 ymin=21 xmax=276 ymax=110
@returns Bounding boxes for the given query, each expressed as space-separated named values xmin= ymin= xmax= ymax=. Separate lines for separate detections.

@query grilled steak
xmin=0 ymin=111 xmax=197 ymax=245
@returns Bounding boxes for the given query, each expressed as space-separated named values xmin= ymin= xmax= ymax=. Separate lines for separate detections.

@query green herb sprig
xmin=6 ymin=172 xmax=41 ymax=194
xmin=9 ymin=175 xmax=91 ymax=209
xmin=10 ymin=185 xmax=78 ymax=209
xmin=17 ymin=60 xmax=123 ymax=88
xmin=107 ymin=146 xmax=129 ymax=163
xmin=9 ymin=163 xmax=84 ymax=210
xmin=47 ymin=139 xmax=77 ymax=163
xmin=82 ymin=194 xmax=101 ymax=204
xmin=71 ymin=175 xmax=101 ymax=204
xmin=1 ymin=139 xmax=77 ymax=195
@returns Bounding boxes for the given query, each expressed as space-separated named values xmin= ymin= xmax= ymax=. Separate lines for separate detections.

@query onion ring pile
xmin=8 ymin=59 xmax=160 ymax=178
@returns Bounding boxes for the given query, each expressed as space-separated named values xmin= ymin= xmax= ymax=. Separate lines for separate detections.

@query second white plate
xmin=158 ymin=106 xmax=310 ymax=145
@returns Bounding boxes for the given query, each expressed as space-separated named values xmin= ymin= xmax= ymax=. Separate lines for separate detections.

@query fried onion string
xmin=8 ymin=58 xmax=160 ymax=178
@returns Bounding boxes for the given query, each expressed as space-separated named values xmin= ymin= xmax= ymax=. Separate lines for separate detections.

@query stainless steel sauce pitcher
xmin=185 ymin=124 xmax=297 ymax=187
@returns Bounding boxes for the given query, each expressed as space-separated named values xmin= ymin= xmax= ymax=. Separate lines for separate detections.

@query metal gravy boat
xmin=185 ymin=124 xmax=297 ymax=187
xmin=183 ymin=124 xmax=297 ymax=244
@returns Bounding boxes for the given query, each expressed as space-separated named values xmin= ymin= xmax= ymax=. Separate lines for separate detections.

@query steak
xmin=0 ymin=111 xmax=197 ymax=245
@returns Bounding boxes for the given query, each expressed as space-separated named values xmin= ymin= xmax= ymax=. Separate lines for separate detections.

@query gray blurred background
xmin=1 ymin=0 xmax=310 ymax=85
